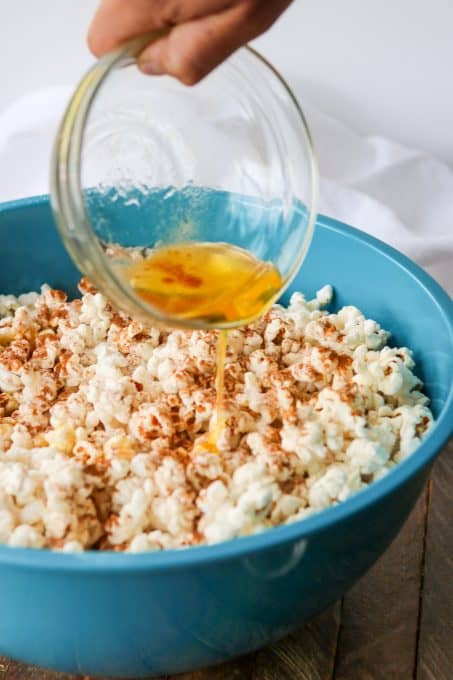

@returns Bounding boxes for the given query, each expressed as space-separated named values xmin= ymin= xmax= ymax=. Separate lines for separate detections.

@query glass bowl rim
xmin=50 ymin=35 xmax=319 ymax=330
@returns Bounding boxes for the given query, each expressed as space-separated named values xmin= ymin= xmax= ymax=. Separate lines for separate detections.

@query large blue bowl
xmin=0 ymin=195 xmax=452 ymax=678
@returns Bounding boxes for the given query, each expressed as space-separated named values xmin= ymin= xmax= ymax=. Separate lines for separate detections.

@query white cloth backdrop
xmin=0 ymin=87 xmax=452 ymax=295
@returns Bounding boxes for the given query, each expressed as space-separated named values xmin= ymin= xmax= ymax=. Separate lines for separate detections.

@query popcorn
xmin=8 ymin=524 xmax=44 ymax=549
xmin=308 ymin=466 xmax=351 ymax=509
xmin=45 ymin=424 xmax=76 ymax=455
xmin=0 ymin=282 xmax=433 ymax=552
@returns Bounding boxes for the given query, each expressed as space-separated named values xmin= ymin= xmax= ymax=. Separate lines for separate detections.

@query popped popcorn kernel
xmin=45 ymin=424 xmax=76 ymax=455
xmin=0 ymin=282 xmax=433 ymax=552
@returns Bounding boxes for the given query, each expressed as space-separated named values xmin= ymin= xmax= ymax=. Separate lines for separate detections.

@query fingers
xmin=88 ymin=0 xmax=293 ymax=85
xmin=138 ymin=0 xmax=293 ymax=85
xmin=87 ymin=0 xmax=233 ymax=56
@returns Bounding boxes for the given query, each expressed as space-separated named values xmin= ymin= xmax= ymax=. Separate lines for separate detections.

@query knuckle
xmin=170 ymin=57 xmax=204 ymax=85
xmin=162 ymin=0 xmax=187 ymax=25
xmin=166 ymin=38 xmax=206 ymax=85
xmin=180 ymin=70 xmax=204 ymax=86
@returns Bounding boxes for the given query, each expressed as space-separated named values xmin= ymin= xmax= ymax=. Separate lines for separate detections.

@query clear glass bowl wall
xmin=51 ymin=42 xmax=318 ymax=328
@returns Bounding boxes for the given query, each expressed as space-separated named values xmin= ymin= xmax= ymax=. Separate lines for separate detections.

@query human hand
xmin=88 ymin=0 xmax=292 ymax=85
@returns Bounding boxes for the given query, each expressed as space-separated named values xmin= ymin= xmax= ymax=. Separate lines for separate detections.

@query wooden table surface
xmin=1 ymin=439 xmax=451 ymax=680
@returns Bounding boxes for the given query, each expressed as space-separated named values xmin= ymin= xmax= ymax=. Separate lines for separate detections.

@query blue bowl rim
xmin=0 ymin=193 xmax=451 ymax=571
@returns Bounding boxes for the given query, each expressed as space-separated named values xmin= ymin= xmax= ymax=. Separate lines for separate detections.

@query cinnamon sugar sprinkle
xmin=0 ymin=281 xmax=432 ymax=552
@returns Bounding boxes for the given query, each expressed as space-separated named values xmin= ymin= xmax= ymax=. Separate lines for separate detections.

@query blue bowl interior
xmin=1 ymin=192 xmax=452 ymax=422
xmin=0 ymin=193 xmax=452 ymax=678
xmin=84 ymin=187 xmax=310 ymax=278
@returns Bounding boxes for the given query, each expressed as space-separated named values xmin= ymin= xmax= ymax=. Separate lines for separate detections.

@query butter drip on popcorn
xmin=0 ymin=281 xmax=433 ymax=552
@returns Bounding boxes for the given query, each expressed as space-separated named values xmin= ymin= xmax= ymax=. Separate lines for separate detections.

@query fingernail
xmin=139 ymin=59 xmax=164 ymax=76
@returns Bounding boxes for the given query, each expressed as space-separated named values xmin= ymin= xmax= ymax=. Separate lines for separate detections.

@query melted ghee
xmin=195 ymin=329 xmax=229 ymax=454
xmin=125 ymin=242 xmax=282 ymax=325
xmin=124 ymin=241 xmax=282 ymax=452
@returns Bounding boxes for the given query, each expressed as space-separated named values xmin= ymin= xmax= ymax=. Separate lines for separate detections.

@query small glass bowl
xmin=50 ymin=33 xmax=318 ymax=329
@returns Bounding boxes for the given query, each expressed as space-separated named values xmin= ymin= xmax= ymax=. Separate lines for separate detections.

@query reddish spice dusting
xmin=78 ymin=277 xmax=97 ymax=295
xmin=337 ymin=353 xmax=353 ymax=370
xmin=323 ymin=321 xmax=337 ymax=335
xmin=155 ymin=262 xmax=203 ymax=288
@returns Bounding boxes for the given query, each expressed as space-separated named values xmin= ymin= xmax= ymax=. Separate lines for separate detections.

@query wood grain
xmin=333 ymin=489 xmax=428 ymax=680
xmin=0 ymin=658 xmax=79 ymax=679
xmin=167 ymin=604 xmax=342 ymax=679
xmin=416 ymin=440 xmax=453 ymax=680
xmin=168 ymin=654 xmax=255 ymax=680
xmin=251 ymin=604 xmax=341 ymax=680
